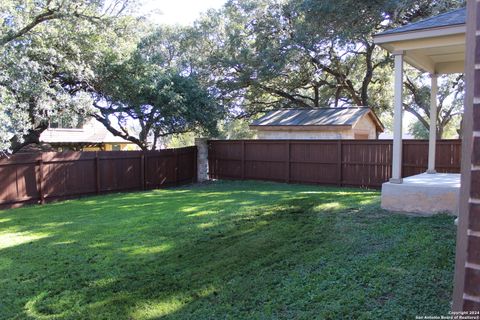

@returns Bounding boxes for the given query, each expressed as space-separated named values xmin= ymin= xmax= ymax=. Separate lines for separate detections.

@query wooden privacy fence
xmin=0 ymin=146 xmax=197 ymax=208
xmin=208 ymin=140 xmax=461 ymax=188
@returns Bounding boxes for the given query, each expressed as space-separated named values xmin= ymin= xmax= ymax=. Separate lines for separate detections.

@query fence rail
xmin=0 ymin=146 xmax=197 ymax=209
xmin=208 ymin=139 xmax=461 ymax=188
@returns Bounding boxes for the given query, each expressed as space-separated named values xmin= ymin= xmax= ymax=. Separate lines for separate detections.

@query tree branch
xmin=1 ymin=9 xmax=65 ymax=46
xmin=92 ymin=102 xmax=148 ymax=150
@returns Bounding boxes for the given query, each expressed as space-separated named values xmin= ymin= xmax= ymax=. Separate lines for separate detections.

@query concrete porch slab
xmin=381 ymin=173 xmax=460 ymax=215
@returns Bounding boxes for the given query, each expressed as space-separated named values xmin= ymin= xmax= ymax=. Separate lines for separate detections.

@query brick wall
xmin=463 ymin=0 xmax=480 ymax=309
xmin=454 ymin=0 xmax=480 ymax=311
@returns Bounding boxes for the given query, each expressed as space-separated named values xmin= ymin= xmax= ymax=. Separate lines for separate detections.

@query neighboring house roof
xmin=40 ymin=119 xmax=133 ymax=145
xmin=250 ymin=107 xmax=384 ymax=131
xmin=377 ymin=7 xmax=466 ymax=36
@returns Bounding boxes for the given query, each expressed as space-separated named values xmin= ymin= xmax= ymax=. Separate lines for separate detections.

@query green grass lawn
xmin=0 ymin=180 xmax=456 ymax=319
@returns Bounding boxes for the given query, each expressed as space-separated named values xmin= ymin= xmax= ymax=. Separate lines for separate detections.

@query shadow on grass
xmin=0 ymin=180 xmax=456 ymax=320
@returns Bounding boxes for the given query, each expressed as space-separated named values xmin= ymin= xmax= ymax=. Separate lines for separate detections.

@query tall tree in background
xmin=1 ymin=0 xmax=467 ymax=152
xmin=0 ymin=0 xmax=135 ymax=153
xmin=190 ymin=0 xmax=464 ymax=120
xmin=405 ymin=73 xmax=464 ymax=138
xmin=92 ymin=27 xmax=224 ymax=150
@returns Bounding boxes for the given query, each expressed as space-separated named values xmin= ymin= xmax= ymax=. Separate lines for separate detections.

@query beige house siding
xmin=41 ymin=119 xmax=140 ymax=151
xmin=254 ymin=114 xmax=378 ymax=140
xmin=83 ymin=143 xmax=137 ymax=152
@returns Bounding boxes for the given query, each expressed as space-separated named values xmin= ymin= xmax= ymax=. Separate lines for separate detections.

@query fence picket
xmin=37 ymin=155 xmax=45 ymax=204
xmin=208 ymin=139 xmax=461 ymax=189
xmin=95 ymin=151 xmax=100 ymax=194
xmin=0 ymin=146 xmax=197 ymax=209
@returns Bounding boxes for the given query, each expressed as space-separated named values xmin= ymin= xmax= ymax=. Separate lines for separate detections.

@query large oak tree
xmin=0 ymin=0 xmax=134 ymax=153
xmin=190 ymin=0 xmax=465 ymax=122
xmin=92 ymin=27 xmax=225 ymax=150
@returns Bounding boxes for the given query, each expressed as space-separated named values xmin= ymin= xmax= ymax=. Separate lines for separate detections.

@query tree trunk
xmin=9 ymin=123 xmax=49 ymax=154
xmin=457 ymin=117 xmax=463 ymax=139
xmin=437 ymin=125 xmax=444 ymax=140
xmin=92 ymin=113 xmax=149 ymax=151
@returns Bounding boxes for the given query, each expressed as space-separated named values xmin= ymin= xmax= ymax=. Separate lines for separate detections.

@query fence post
xmin=241 ymin=141 xmax=246 ymax=180
xmin=175 ymin=149 xmax=179 ymax=185
xmin=95 ymin=151 xmax=100 ymax=194
xmin=194 ymin=138 xmax=209 ymax=182
xmin=140 ymin=153 xmax=145 ymax=190
xmin=286 ymin=140 xmax=291 ymax=183
xmin=337 ymin=140 xmax=342 ymax=186
xmin=37 ymin=155 xmax=45 ymax=204
xmin=193 ymin=147 xmax=198 ymax=183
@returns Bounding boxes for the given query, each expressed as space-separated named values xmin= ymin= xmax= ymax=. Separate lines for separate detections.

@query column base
xmin=389 ymin=178 xmax=403 ymax=184
xmin=426 ymin=169 xmax=437 ymax=174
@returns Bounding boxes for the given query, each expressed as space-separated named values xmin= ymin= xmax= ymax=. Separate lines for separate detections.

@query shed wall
xmin=254 ymin=114 xmax=379 ymax=140
xmin=256 ymin=129 xmax=353 ymax=139
xmin=353 ymin=116 xmax=378 ymax=139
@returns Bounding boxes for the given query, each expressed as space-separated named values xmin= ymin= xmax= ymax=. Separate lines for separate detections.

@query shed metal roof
xmin=377 ymin=7 xmax=466 ymax=36
xmin=250 ymin=107 xmax=384 ymax=131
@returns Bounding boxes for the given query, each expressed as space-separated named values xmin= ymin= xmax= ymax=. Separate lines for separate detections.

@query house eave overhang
xmin=373 ymin=24 xmax=466 ymax=74
xmin=374 ymin=24 xmax=465 ymax=44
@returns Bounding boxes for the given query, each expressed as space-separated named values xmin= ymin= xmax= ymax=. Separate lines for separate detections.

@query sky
xmin=138 ymin=0 xmax=228 ymax=26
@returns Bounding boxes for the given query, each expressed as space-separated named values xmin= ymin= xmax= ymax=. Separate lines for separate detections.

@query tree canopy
xmin=405 ymin=73 xmax=464 ymax=138
xmin=186 ymin=0 xmax=464 ymax=119
xmin=0 ymin=0 xmax=467 ymax=152
xmin=0 ymin=1 xmax=226 ymax=153
xmin=92 ymin=26 xmax=225 ymax=150
xmin=0 ymin=0 xmax=135 ymax=153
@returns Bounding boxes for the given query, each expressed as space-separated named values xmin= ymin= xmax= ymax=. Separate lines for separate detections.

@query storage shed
xmin=249 ymin=107 xmax=384 ymax=139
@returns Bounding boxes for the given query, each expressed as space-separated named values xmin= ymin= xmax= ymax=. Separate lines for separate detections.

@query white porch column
xmin=427 ymin=74 xmax=438 ymax=174
xmin=390 ymin=51 xmax=404 ymax=184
